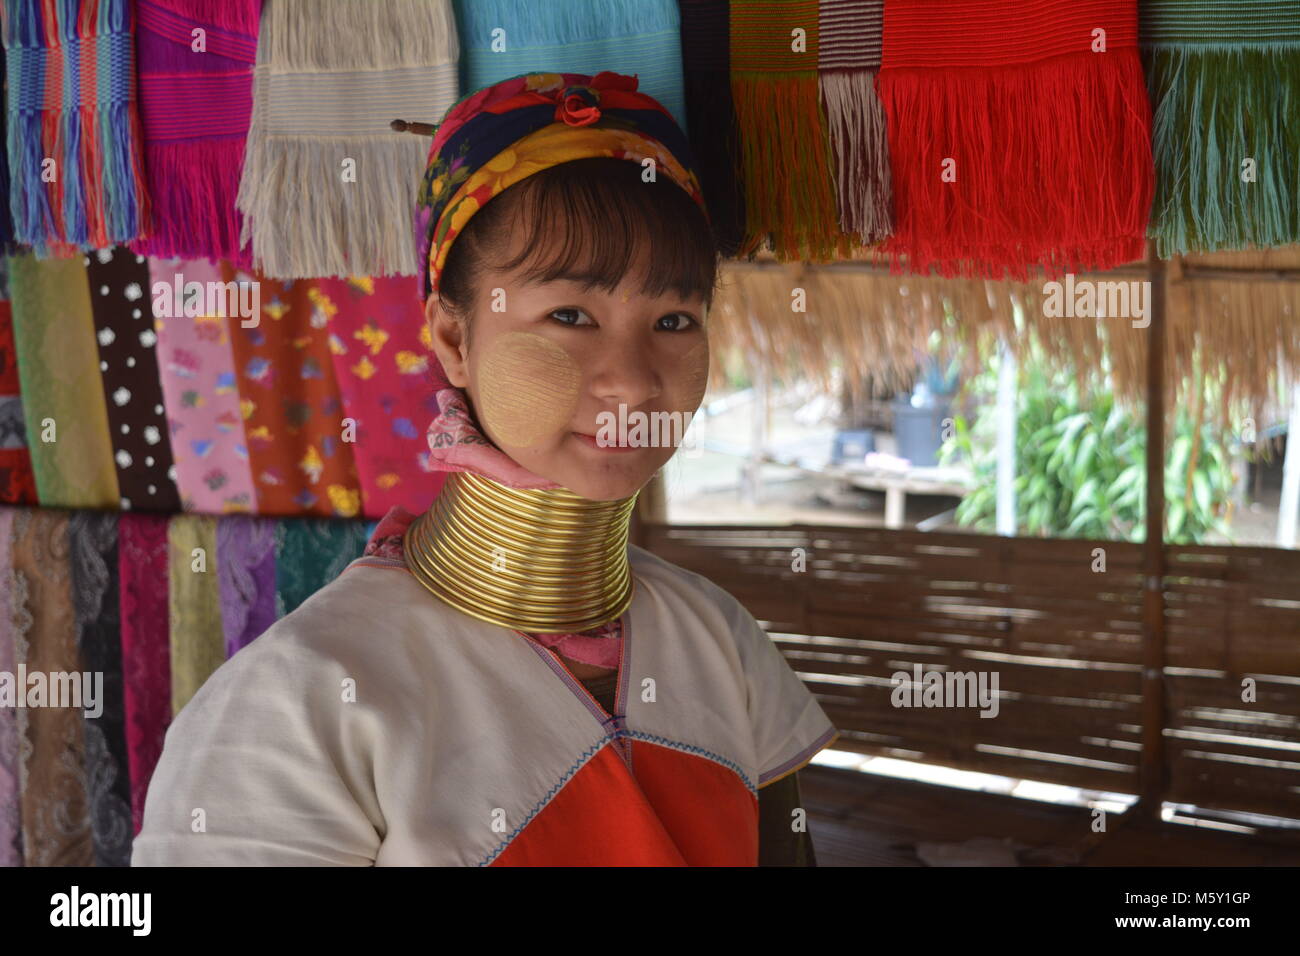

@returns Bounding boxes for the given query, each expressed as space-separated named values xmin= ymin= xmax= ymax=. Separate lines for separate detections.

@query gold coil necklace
xmin=403 ymin=470 xmax=639 ymax=633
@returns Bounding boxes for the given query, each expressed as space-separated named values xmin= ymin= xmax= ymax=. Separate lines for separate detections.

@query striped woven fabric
xmin=819 ymin=0 xmax=883 ymax=69
xmin=877 ymin=0 xmax=1153 ymax=278
xmin=1141 ymin=0 xmax=1300 ymax=254
xmin=130 ymin=0 xmax=259 ymax=263
xmin=818 ymin=0 xmax=890 ymax=244
xmin=2 ymin=0 xmax=151 ymax=253
xmin=456 ymin=0 xmax=687 ymax=130
xmin=236 ymin=0 xmax=459 ymax=280
xmin=730 ymin=0 xmax=853 ymax=261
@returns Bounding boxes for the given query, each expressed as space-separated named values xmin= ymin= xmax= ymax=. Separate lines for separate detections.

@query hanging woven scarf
xmin=219 ymin=265 xmax=363 ymax=517
xmin=819 ymin=0 xmax=890 ymax=244
xmin=456 ymin=0 xmax=688 ymax=129
xmin=273 ymin=517 xmax=369 ymax=617
xmin=8 ymin=253 xmax=120 ymax=507
xmin=237 ymin=0 xmax=459 ymax=279
xmin=130 ymin=0 xmax=259 ymax=263
xmin=87 ymin=247 xmax=182 ymax=512
xmin=679 ymin=0 xmax=746 ymax=256
xmin=877 ymin=0 xmax=1154 ymax=278
xmin=314 ymin=274 xmax=443 ymax=519
xmin=1142 ymin=0 xmax=1300 ymax=255
xmin=0 ymin=507 xmax=21 ymax=865
xmin=67 ymin=510 xmax=133 ymax=868
xmin=167 ymin=514 xmax=225 ymax=715
xmin=730 ymin=0 xmax=853 ymax=261
xmin=0 ymin=259 xmax=37 ymax=505
xmin=149 ymin=256 xmax=256 ymax=515
xmin=11 ymin=508 xmax=95 ymax=865
xmin=1 ymin=0 xmax=151 ymax=253
xmin=216 ymin=514 xmax=277 ymax=657
xmin=118 ymin=512 xmax=171 ymax=836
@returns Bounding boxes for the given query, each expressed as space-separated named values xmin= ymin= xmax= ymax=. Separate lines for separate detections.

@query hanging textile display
xmin=167 ymin=514 xmax=225 ymax=717
xmin=678 ymin=0 xmax=746 ymax=256
xmin=150 ymin=256 xmax=255 ymax=514
xmin=9 ymin=508 xmax=95 ymax=866
xmin=876 ymin=0 xmax=1154 ymax=278
xmin=818 ymin=0 xmax=890 ymax=244
xmin=315 ymin=274 xmax=441 ymax=519
xmin=67 ymin=511 xmax=133 ymax=868
xmin=274 ymin=518 xmax=369 ymax=618
xmin=236 ymin=0 xmax=459 ymax=279
xmin=7 ymin=253 xmax=120 ymax=508
xmin=0 ymin=45 xmax=11 ymax=247
xmin=1 ymin=0 xmax=151 ymax=253
xmin=456 ymin=0 xmax=687 ymax=129
xmin=0 ymin=508 xmax=21 ymax=865
xmin=87 ymin=247 xmax=182 ymax=512
xmin=216 ymin=514 xmax=276 ymax=658
xmin=118 ymin=512 xmax=171 ymax=836
xmin=1142 ymin=0 xmax=1300 ymax=255
xmin=220 ymin=267 xmax=363 ymax=517
xmin=131 ymin=0 xmax=260 ymax=263
xmin=0 ymin=260 xmax=36 ymax=505
xmin=729 ymin=0 xmax=853 ymax=261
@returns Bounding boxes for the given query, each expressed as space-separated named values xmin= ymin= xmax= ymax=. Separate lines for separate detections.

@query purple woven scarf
xmin=129 ymin=0 xmax=259 ymax=263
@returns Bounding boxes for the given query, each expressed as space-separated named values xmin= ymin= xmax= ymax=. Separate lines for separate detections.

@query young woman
xmin=132 ymin=71 xmax=838 ymax=867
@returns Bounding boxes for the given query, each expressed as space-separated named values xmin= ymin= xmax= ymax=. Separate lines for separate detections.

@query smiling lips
xmin=573 ymin=431 xmax=645 ymax=453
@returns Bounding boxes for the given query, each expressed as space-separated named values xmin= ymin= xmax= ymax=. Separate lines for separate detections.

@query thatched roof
xmin=708 ymin=245 xmax=1300 ymax=424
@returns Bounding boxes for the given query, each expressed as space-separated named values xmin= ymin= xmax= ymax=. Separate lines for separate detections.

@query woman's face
xmin=426 ymin=244 xmax=710 ymax=502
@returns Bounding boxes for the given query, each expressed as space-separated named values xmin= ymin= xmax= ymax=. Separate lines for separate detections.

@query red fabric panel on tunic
xmin=492 ymin=744 xmax=688 ymax=866
xmin=491 ymin=740 xmax=758 ymax=866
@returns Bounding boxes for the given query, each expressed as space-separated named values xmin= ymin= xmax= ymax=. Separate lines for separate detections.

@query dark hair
xmin=436 ymin=157 xmax=719 ymax=332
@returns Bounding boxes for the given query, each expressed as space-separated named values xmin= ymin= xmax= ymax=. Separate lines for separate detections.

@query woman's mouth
xmin=572 ymin=431 xmax=645 ymax=453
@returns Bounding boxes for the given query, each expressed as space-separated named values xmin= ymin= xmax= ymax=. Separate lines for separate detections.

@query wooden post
xmin=1139 ymin=247 xmax=1169 ymax=815
xmin=995 ymin=330 xmax=1019 ymax=537
xmin=1277 ymin=384 xmax=1300 ymax=549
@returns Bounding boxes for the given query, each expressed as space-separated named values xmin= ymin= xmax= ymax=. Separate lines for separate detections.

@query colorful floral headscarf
xmin=413 ymin=70 xmax=710 ymax=303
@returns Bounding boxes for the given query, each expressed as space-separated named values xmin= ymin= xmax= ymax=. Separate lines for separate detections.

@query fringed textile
xmin=1 ymin=0 xmax=151 ymax=253
xmin=876 ymin=0 xmax=1154 ymax=278
xmin=1142 ymin=0 xmax=1300 ymax=255
xmin=130 ymin=0 xmax=259 ymax=263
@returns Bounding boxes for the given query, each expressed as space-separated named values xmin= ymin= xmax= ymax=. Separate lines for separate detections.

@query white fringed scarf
xmin=237 ymin=0 xmax=459 ymax=279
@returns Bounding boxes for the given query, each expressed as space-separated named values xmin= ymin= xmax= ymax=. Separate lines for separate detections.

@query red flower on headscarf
xmin=556 ymin=86 xmax=601 ymax=127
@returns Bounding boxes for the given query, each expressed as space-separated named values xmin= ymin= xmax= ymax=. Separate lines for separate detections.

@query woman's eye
xmin=657 ymin=312 xmax=697 ymax=332
xmin=549 ymin=307 xmax=593 ymax=327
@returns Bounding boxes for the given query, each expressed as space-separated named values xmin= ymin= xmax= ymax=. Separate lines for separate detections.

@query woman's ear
xmin=425 ymin=296 xmax=471 ymax=388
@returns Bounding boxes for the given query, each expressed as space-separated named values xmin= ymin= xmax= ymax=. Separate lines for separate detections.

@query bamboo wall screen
xmin=643 ymin=524 xmax=1300 ymax=821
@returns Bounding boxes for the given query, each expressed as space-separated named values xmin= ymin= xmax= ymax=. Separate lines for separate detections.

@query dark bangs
xmin=437 ymin=156 xmax=719 ymax=320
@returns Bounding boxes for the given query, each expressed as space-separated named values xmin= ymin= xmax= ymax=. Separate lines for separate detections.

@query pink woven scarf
xmin=129 ymin=0 xmax=259 ymax=263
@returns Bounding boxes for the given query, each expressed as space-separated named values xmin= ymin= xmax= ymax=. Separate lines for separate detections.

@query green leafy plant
xmin=940 ymin=346 xmax=1236 ymax=543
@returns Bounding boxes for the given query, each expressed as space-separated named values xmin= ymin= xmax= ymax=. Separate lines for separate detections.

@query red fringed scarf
xmin=877 ymin=0 xmax=1154 ymax=278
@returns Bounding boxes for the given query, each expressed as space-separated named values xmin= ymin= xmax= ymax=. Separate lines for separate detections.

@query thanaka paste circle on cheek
xmin=477 ymin=331 xmax=581 ymax=448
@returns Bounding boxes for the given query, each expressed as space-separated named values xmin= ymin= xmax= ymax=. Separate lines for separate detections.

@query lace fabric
xmin=119 ymin=513 xmax=173 ymax=837
xmin=67 ymin=511 xmax=134 ymax=867
xmin=10 ymin=509 xmax=94 ymax=865
xmin=216 ymin=514 xmax=277 ymax=658
xmin=274 ymin=518 xmax=370 ymax=618
xmin=0 ymin=508 xmax=23 ymax=865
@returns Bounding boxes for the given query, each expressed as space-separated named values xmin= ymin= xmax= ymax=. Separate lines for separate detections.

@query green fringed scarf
xmin=1142 ymin=0 xmax=1300 ymax=255
xmin=730 ymin=0 xmax=853 ymax=261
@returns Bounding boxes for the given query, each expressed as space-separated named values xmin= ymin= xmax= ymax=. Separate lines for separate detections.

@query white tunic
xmin=131 ymin=542 xmax=838 ymax=866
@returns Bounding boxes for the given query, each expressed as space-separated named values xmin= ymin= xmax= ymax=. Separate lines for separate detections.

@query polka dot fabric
xmin=86 ymin=248 xmax=182 ymax=512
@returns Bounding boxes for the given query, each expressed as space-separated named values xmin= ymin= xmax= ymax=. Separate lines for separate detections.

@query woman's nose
xmin=586 ymin=334 xmax=663 ymax=408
